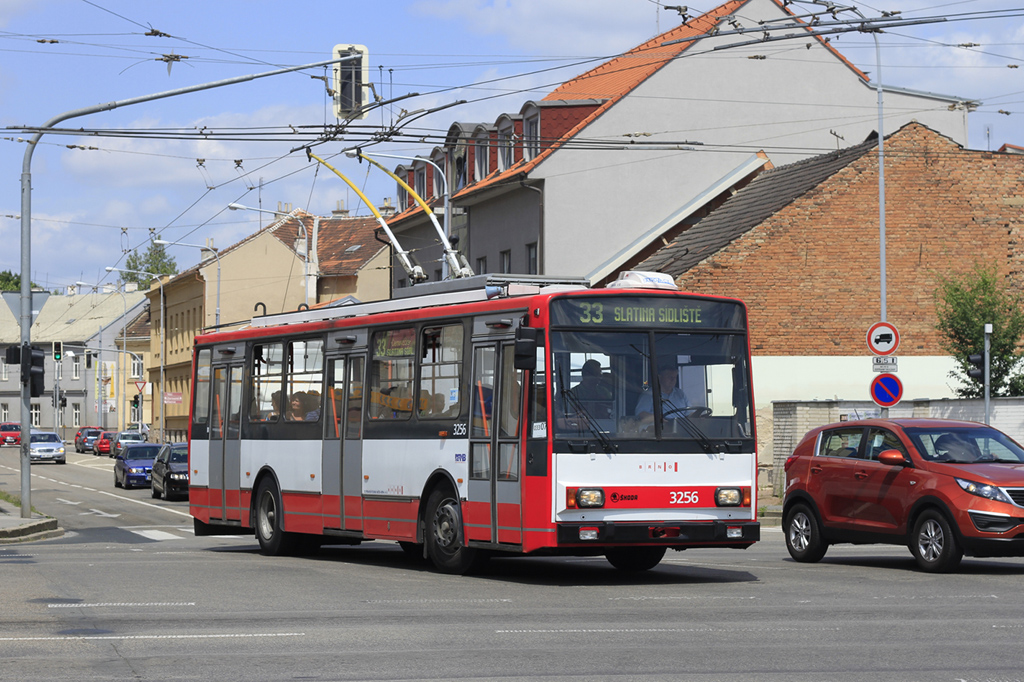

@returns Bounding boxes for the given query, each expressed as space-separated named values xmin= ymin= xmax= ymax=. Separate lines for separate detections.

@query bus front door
xmin=467 ymin=342 xmax=523 ymax=546
xmin=322 ymin=355 xmax=364 ymax=531
xmin=209 ymin=363 xmax=243 ymax=521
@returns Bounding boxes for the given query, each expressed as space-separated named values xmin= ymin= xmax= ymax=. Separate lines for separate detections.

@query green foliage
xmin=934 ymin=263 xmax=1024 ymax=398
xmin=121 ymin=237 xmax=177 ymax=287
xmin=0 ymin=270 xmax=39 ymax=291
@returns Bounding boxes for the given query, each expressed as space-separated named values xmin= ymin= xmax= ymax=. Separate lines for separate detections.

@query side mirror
xmin=514 ymin=327 xmax=538 ymax=371
xmin=878 ymin=449 xmax=909 ymax=466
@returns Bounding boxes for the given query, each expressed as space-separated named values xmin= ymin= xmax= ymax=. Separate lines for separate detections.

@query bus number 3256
xmin=670 ymin=491 xmax=700 ymax=505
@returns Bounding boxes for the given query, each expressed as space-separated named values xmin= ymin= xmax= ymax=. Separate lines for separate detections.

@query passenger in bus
xmin=572 ymin=360 xmax=612 ymax=401
xmin=635 ymin=359 xmax=691 ymax=425
xmin=288 ymin=392 xmax=319 ymax=421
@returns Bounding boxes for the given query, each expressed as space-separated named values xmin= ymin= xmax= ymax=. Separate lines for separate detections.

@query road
xmin=1 ymin=446 xmax=1023 ymax=682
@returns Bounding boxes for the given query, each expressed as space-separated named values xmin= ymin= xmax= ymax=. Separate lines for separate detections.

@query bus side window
xmin=191 ymin=348 xmax=212 ymax=440
xmin=371 ymin=328 xmax=414 ymax=421
xmin=250 ymin=343 xmax=283 ymax=422
xmin=419 ymin=324 xmax=463 ymax=420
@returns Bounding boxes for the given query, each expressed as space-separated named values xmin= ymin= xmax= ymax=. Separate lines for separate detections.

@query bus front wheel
xmin=424 ymin=488 xmax=486 ymax=575
xmin=255 ymin=478 xmax=296 ymax=556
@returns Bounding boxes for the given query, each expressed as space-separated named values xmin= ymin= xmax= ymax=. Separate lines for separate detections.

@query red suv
xmin=783 ymin=418 xmax=1024 ymax=572
xmin=0 ymin=422 xmax=20 ymax=446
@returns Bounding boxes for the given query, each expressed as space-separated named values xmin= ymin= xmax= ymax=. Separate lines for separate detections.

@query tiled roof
xmin=0 ymin=291 xmax=146 ymax=344
xmin=314 ymin=216 xmax=388 ymax=277
xmin=637 ymin=133 xmax=879 ymax=278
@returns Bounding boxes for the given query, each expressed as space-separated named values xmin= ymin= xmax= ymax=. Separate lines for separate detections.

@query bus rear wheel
xmin=424 ymin=488 xmax=486 ymax=575
xmin=255 ymin=478 xmax=296 ymax=556
xmin=605 ymin=546 xmax=666 ymax=571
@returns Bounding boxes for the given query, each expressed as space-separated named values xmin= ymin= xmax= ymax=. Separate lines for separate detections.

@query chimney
xmin=379 ymin=197 xmax=396 ymax=218
xmin=332 ymin=200 xmax=350 ymax=218
xmin=277 ymin=201 xmax=293 ymax=214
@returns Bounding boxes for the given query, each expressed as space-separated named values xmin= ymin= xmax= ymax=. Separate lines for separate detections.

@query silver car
xmin=29 ymin=431 xmax=66 ymax=464
xmin=110 ymin=431 xmax=145 ymax=458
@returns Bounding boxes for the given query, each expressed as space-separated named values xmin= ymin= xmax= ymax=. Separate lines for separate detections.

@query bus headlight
xmin=566 ymin=487 xmax=604 ymax=509
xmin=715 ymin=487 xmax=751 ymax=507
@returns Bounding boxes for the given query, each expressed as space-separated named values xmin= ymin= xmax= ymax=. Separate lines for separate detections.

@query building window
xmin=1 ymin=403 xmax=7 ymax=421
xmin=498 ymin=126 xmax=514 ymax=171
xmin=72 ymin=355 xmax=80 ymax=380
xmin=415 ymin=166 xmax=426 ymax=200
xmin=397 ymin=184 xmax=408 ymax=209
xmin=30 ymin=404 xmax=40 ymax=427
xmin=72 ymin=403 xmax=81 ymax=428
xmin=500 ymin=250 xmax=511 ymax=274
xmin=476 ymin=257 xmax=487 ymax=275
xmin=524 ymin=115 xmax=540 ymax=160
xmin=526 ymin=243 xmax=538 ymax=275
xmin=431 ymin=157 xmax=446 ymax=199
xmin=1 ymin=363 xmax=7 ymax=381
xmin=474 ymin=137 xmax=489 ymax=181
xmin=131 ymin=356 xmax=143 ymax=379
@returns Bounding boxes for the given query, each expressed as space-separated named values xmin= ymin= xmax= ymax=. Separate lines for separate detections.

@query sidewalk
xmin=0 ymin=499 xmax=63 ymax=544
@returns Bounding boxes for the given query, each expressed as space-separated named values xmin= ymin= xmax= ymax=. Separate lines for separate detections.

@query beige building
xmin=144 ymin=208 xmax=390 ymax=442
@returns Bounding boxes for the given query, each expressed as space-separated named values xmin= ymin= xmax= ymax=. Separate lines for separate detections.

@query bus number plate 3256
xmin=670 ymin=490 xmax=699 ymax=505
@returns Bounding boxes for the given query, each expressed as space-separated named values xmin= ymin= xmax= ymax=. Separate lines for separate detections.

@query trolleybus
xmin=189 ymin=271 xmax=760 ymax=573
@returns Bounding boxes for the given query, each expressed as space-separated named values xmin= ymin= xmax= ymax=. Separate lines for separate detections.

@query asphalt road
xmin=2 ymin=446 xmax=1024 ymax=682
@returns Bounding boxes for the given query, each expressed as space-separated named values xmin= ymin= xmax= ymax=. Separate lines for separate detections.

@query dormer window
xmin=524 ymin=111 xmax=540 ymax=160
xmin=497 ymin=118 xmax=515 ymax=171
xmin=414 ymin=166 xmax=426 ymax=200
xmin=431 ymin=151 xmax=447 ymax=199
xmin=474 ymin=133 xmax=489 ymax=182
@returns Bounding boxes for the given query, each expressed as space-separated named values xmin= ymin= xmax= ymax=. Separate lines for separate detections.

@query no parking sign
xmin=870 ymin=373 xmax=903 ymax=408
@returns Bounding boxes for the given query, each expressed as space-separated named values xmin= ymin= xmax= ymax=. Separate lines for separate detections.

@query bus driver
xmin=635 ymin=358 xmax=691 ymax=426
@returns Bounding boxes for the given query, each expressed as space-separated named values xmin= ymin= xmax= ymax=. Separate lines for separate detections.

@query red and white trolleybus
xmin=188 ymin=271 xmax=760 ymax=573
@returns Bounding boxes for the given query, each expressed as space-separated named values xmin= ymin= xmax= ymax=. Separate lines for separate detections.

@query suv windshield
xmin=905 ymin=426 xmax=1024 ymax=463
xmin=547 ymin=328 xmax=753 ymax=447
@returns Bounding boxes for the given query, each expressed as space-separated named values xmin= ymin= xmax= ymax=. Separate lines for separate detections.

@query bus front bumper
xmin=556 ymin=520 xmax=760 ymax=547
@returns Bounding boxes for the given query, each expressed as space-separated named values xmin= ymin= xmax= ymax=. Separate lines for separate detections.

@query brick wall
xmin=675 ymin=123 xmax=1024 ymax=357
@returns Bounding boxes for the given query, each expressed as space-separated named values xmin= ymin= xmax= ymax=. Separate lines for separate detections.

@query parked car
xmin=110 ymin=431 xmax=145 ymax=458
xmin=113 ymin=442 xmax=162 ymax=489
xmin=151 ymin=443 xmax=189 ymax=500
xmin=783 ymin=418 xmax=1024 ymax=573
xmin=28 ymin=431 xmax=65 ymax=464
xmin=74 ymin=427 xmax=102 ymax=453
xmin=0 ymin=422 xmax=21 ymax=446
xmin=93 ymin=431 xmax=115 ymax=456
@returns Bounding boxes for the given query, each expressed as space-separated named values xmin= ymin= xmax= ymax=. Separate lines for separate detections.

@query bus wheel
xmin=424 ymin=488 xmax=486 ymax=575
xmin=255 ymin=478 xmax=295 ymax=556
xmin=605 ymin=546 xmax=666 ymax=571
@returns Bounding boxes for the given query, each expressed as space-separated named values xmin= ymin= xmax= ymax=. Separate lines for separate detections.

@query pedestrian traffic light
xmin=52 ymin=341 xmax=62 ymax=361
xmin=26 ymin=345 xmax=45 ymax=397
xmin=332 ymin=44 xmax=369 ymax=120
xmin=968 ymin=352 xmax=986 ymax=380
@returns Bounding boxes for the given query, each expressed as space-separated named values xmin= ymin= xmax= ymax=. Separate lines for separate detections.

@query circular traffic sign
xmin=867 ymin=321 xmax=900 ymax=356
xmin=870 ymin=373 xmax=903 ymax=408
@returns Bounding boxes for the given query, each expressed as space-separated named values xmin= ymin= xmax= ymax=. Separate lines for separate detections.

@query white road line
xmin=131 ymin=529 xmax=183 ymax=541
xmin=48 ymin=602 xmax=196 ymax=608
xmin=0 ymin=632 xmax=305 ymax=642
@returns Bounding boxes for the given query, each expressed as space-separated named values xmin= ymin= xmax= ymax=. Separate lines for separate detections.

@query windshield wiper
xmin=559 ymin=378 xmax=617 ymax=455
xmin=660 ymin=397 xmax=719 ymax=454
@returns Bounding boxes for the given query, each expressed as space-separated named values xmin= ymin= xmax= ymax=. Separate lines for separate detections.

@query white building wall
xmin=534 ymin=0 xmax=968 ymax=278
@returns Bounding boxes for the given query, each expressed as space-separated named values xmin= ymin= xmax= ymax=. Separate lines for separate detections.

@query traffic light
xmin=60 ymin=393 xmax=66 ymax=408
xmin=968 ymin=352 xmax=986 ymax=380
xmin=52 ymin=341 xmax=62 ymax=361
xmin=5 ymin=345 xmax=20 ymax=365
xmin=332 ymin=44 xmax=369 ymax=120
xmin=85 ymin=350 xmax=92 ymax=369
xmin=23 ymin=345 xmax=45 ymax=397
xmin=132 ymin=394 xmax=141 ymax=408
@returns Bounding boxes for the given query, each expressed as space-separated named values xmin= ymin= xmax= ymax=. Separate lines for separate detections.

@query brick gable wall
xmin=675 ymin=123 xmax=1024 ymax=357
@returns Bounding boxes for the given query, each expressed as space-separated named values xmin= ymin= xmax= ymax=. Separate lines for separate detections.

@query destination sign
xmin=550 ymin=296 xmax=746 ymax=330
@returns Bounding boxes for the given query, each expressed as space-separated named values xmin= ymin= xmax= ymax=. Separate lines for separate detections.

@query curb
xmin=0 ymin=517 xmax=64 ymax=544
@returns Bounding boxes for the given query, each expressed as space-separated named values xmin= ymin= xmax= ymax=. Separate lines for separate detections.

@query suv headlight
xmin=956 ymin=477 xmax=1013 ymax=504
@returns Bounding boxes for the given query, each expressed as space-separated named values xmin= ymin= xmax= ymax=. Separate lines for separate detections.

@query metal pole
xmin=984 ymin=323 xmax=992 ymax=425
xmin=15 ymin=54 xmax=356 ymax=518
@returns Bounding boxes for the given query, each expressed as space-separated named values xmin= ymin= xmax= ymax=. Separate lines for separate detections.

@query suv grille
xmin=1006 ymin=489 xmax=1024 ymax=507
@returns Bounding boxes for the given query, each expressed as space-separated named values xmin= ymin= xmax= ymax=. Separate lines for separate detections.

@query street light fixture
xmin=153 ymin=239 xmax=221 ymax=327
xmin=106 ymin=266 xmax=165 ymax=444
xmin=228 ymin=203 xmax=309 ymax=306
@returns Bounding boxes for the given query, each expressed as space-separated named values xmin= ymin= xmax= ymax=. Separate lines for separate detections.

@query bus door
xmin=468 ymin=341 xmax=523 ymax=545
xmin=209 ymin=360 xmax=244 ymax=521
xmin=323 ymin=353 xmax=365 ymax=531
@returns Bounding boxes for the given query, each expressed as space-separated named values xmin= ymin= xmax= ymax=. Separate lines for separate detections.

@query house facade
xmin=383 ymin=0 xmax=972 ymax=290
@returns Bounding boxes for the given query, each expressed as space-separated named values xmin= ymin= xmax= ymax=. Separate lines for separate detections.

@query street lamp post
xmin=227 ymin=203 xmax=308 ymax=306
xmin=106 ymin=267 xmax=165 ymax=444
xmin=154 ymin=239 xmax=221 ymax=327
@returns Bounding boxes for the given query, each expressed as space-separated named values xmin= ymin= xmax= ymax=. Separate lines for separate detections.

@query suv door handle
xmin=854 ymin=471 xmax=868 ymax=480
xmin=810 ymin=466 xmax=823 ymax=474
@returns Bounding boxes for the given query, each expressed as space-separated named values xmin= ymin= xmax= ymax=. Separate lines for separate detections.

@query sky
xmin=1 ymin=0 xmax=1022 ymax=294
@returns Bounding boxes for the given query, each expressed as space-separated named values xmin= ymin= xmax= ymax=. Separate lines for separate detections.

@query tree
xmin=122 ymin=236 xmax=177 ymax=287
xmin=0 ymin=270 xmax=39 ymax=291
xmin=934 ymin=263 xmax=1024 ymax=398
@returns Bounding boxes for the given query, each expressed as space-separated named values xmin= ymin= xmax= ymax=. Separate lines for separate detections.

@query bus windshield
xmin=548 ymin=329 xmax=753 ymax=446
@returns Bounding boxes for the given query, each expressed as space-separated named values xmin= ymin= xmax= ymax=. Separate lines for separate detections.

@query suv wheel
xmin=784 ymin=503 xmax=828 ymax=562
xmin=910 ymin=510 xmax=963 ymax=573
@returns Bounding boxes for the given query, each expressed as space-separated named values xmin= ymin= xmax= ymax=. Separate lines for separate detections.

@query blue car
xmin=114 ymin=442 xmax=162 ymax=489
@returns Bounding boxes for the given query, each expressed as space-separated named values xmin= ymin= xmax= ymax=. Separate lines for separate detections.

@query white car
xmin=29 ymin=431 xmax=66 ymax=464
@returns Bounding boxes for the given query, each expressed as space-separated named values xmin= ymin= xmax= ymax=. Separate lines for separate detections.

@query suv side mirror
xmin=878 ymin=449 xmax=909 ymax=466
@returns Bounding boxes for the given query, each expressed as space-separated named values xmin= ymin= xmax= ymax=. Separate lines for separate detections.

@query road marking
xmin=131 ymin=529 xmax=182 ymax=541
xmin=497 ymin=626 xmax=839 ymax=634
xmin=79 ymin=509 xmax=120 ymax=518
xmin=0 ymin=632 xmax=305 ymax=642
xmin=48 ymin=602 xmax=196 ymax=608
xmin=55 ymin=498 xmax=81 ymax=505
